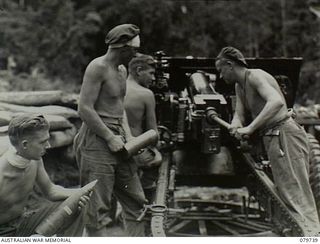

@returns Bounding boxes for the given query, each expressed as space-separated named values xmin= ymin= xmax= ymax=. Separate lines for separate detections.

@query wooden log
xmin=0 ymin=102 xmax=79 ymax=119
xmin=0 ymin=91 xmax=78 ymax=107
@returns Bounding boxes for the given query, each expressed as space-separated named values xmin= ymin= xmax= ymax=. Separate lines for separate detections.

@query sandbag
xmin=0 ymin=126 xmax=78 ymax=157
xmin=0 ymin=111 xmax=13 ymax=126
xmin=0 ymin=136 xmax=10 ymax=157
xmin=49 ymin=126 xmax=77 ymax=148
xmin=0 ymin=125 xmax=8 ymax=136
xmin=0 ymin=115 xmax=73 ymax=133
xmin=0 ymin=102 xmax=78 ymax=119
xmin=0 ymin=91 xmax=78 ymax=107
xmin=44 ymin=115 xmax=73 ymax=131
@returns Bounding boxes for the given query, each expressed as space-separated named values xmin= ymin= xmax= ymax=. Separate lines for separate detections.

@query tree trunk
xmin=281 ymin=0 xmax=287 ymax=57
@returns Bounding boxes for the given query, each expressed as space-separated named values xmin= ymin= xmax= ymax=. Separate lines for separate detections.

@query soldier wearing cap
xmin=74 ymin=24 xmax=147 ymax=236
xmin=215 ymin=46 xmax=320 ymax=236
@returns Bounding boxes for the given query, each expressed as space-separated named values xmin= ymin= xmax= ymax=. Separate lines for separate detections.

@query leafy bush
xmin=0 ymin=0 xmax=319 ymax=103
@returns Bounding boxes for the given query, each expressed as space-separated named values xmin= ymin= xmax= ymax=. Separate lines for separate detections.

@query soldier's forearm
xmin=249 ymin=100 xmax=284 ymax=132
xmin=231 ymin=113 xmax=244 ymax=127
xmin=46 ymin=185 xmax=78 ymax=201
xmin=78 ymin=105 xmax=115 ymax=142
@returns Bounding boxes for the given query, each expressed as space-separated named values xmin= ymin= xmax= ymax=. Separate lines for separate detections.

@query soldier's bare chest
xmin=102 ymin=70 xmax=126 ymax=97
xmin=239 ymin=79 xmax=261 ymax=113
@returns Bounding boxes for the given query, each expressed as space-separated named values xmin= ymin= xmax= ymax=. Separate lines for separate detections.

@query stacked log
xmin=0 ymin=102 xmax=79 ymax=119
xmin=0 ymin=91 xmax=80 ymax=186
xmin=0 ymin=91 xmax=78 ymax=107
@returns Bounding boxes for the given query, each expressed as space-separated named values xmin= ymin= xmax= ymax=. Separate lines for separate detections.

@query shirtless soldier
xmin=0 ymin=114 xmax=90 ymax=237
xmin=215 ymin=46 xmax=320 ymax=236
xmin=125 ymin=54 xmax=162 ymax=203
xmin=74 ymin=24 xmax=147 ymax=237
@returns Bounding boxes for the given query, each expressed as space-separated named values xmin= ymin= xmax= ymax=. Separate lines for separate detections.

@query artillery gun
xmin=146 ymin=52 xmax=320 ymax=237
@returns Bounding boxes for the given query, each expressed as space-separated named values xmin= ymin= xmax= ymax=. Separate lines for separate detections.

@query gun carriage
xmin=145 ymin=52 xmax=320 ymax=237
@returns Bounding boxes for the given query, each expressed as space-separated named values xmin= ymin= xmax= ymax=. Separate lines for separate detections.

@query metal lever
xmin=137 ymin=205 xmax=150 ymax=222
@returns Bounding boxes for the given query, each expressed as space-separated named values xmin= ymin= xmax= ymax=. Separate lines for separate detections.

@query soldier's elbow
xmin=78 ymin=104 xmax=90 ymax=120
xmin=274 ymin=99 xmax=285 ymax=110
xmin=78 ymin=106 xmax=85 ymax=119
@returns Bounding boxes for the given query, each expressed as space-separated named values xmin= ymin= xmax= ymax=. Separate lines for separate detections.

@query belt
xmin=101 ymin=117 xmax=123 ymax=125
xmin=258 ymin=112 xmax=292 ymax=136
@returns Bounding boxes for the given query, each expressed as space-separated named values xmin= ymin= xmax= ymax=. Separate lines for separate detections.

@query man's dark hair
xmin=128 ymin=54 xmax=155 ymax=77
xmin=8 ymin=114 xmax=49 ymax=146
xmin=217 ymin=46 xmax=248 ymax=68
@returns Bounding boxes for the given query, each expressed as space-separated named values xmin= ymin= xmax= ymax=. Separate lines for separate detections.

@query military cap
xmin=105 ymin=24 xmax=140 ymax=48
xmin=217 ymin=46 xmax=248 ymax=68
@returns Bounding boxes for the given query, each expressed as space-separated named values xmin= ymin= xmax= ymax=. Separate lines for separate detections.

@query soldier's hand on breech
xmin=235 ymin=126 xmax=253 ymax=141
xmin=118 ymin=64 xmax=128 ymax=80
xmin=229 ymin=124 xmax=242 ymax=137
xmin=107 ymin=135 xmax=125 ymax=152
xmin=126 ymin=135 xmax=135 ymax=142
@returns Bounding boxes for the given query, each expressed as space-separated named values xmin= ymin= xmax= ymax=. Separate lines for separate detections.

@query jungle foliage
xmin=0 ymin=0 xmax=319 ymax=103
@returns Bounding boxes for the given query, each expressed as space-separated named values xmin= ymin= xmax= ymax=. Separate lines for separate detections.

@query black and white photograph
xmin=0 ymin=0 xmax=320 ymax=240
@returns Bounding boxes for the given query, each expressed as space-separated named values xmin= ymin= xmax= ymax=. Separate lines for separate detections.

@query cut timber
xmin=0 ymin=91 xmax=78 ymax=107
xmin=0 ymin=102 xmax=78 ymax=119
